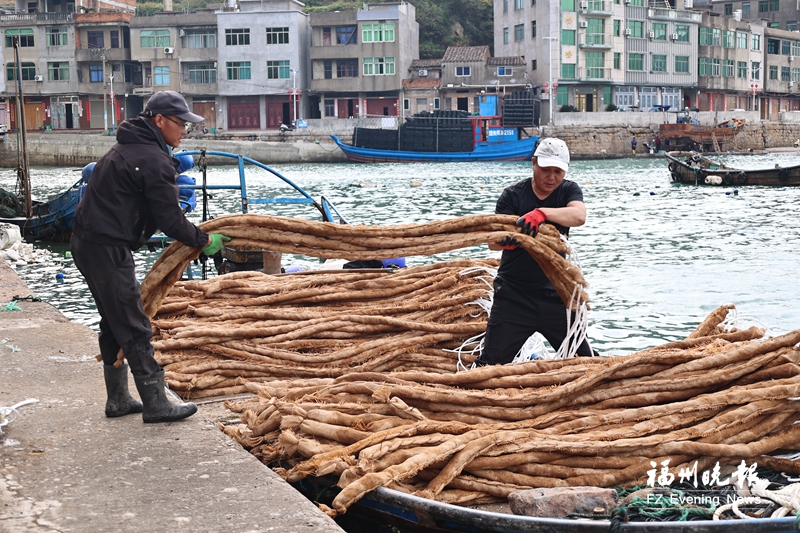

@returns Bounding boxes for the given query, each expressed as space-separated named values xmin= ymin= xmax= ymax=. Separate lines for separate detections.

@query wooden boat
xmin=0 ymin=174 xmax=88 ymax=241
xmin=295 ymin=476 xmax=799 ymax=533
xmin=665 ymin=151 xmax=800 ymax=186
xmin=659 ymin=110 xmax=745 ymax=152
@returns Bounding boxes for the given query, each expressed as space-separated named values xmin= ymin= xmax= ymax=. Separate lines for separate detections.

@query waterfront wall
xmin=2 ymin=114 xmax=800 ymax=167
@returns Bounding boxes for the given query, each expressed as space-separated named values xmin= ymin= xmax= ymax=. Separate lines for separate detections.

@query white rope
xmin=0 ymin=398 xmax=39 ymax=434
xmin=712 ymin=496 xmax=765 ymax=520
xmin=718 ymin=306 xmax=772 ymax=336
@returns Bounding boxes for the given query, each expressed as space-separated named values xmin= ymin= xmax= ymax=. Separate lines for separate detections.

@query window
xmin=514 ymin=24 xmax=524 ymax=41
xmin=266 ymin=27 xmax=289 ymax=45
xmin=403 ymin=98 xmax=410 ymax=110
xmin=585 ymin=52 xmax=604 ymax=78
xmin=556 ymin=86 xmax=568 ymax=106
xmin=267 ymin=60 xmax=290 ymax=79
xmin=5 ymin=29 xmax=35 ymax=48
xmin=724 ymin=3 xmax=733 ymax=14
xmin=187 ymin=64 xmax=216 ymax=84
xmin=586 ymin=18 xmax=604 ymax=44
xmin=614 ymin=52 xmax=620 ymax=69
xmin=336 ymin=26 xmax=357 ymax=45
xmin=723 ymin=30 xmax=735 ymax=48
xmin=503 ymin=0 xmax=508 ymax=12
xmin=140 ymin=29 xmax=170 ymax=48
xmin=751 ymin=61 xmax=761 ymax=80
xmin=362 ymin=24 xmax=394 ymax=43
xmin=6 ymin=62 xmax=37 ymax=81
xmin=562 ymin=29 xmax=576 ymax=45
xmin=793 ymin=41 xmax=800 ymax=56
xmin=628 ymin=53 xmax=644 ymax=71
xmin=767 ymin=39 xmax=780 ymax=54
xmin=561 ymin=63 xmax=575 ymax=78
xmin=110 ymin=30 xmax=119 ymax=48
xmin=769 ymin=65 xmax=778 ymax=79
xmin=758 ymin=0 xmax=779 ymax=11
xmin=738 ymin=61 xmax=748 ymax=78
xmin=47 ymin=61 xmax=69 ymax=81
xmin=532 ymin=20 xmax=537 ymax=38
xmin=675 ymin=55 xmax=689 ymax=73
xmin=561 ymin=0 xmax=575 ymax=10
xmin=699 ymin=57 xmax=710 ymax=76
xmin=742 ymin=1 xmax=750 ymax=12
xmin=504 ymin=27 xmax=509 ymax=44
xmin=187 ymin=30 xmax=216 ymax=48
xmin=87 ymin=30 xmax=104 ymax=48
xmin=416 ymin=98 xmax=427 ymax=111
xmin=532 ymin=59 xmax=537 ymax=70
xmin=89 ymin=64 xmax=103 ymax=82
xmin=154 ymin=66 xmax=170 ymax=85
xmin=614 ymin=19 xmax=620 ymax=36
xmin=652 ymin=54 xmax=667 ymax=72
xmin=497 ymin=66 xmax=512 ymax=76
xmin=752 ymin=34 xmax=761 ymax=51
xmin=789 ymin=21 xmax=798 ymax=31
xmin=434 ymin=97 xmax=440 ymax=110
xmin=616 ymin=87 xmax=635 ymax=108
xmin=652 ymin=23 xmax=667 ymax=40
xmin=724 ymin=59 xmax=735 ymax=77
xmin=675 ymin=25 xmax=689 ymax=42
xmin=455 ymin=66 xmax=471 ymax=76
xmin=325 ymin=99 xmax=335 ymax=117
xmin=629 ymin=21 xmax=643 ymax=38
xmin=363 ymin=57 xmax=395 ymax=76
xmin=226 ymin=61 xmax=251 ymax=80
xmin=700 ymin=27 xmax=720 ymax=46
xmin=337 ymin=59 xmax=358 ymax=77
xmin=225 ymin=28 xmax=250 ymax=46
xmin=782 ymin=40 xmax=791 ymax=55
xmin=782 ymin=66 xmax=791 ymax=81
xmin=515 ymin=0 xmax=523 ymax=8
xmin=324 ymin=60 xmax=332 ymax=79
xmin=793 ymin=67 xmax=800 ymax=82
xmin=768 ymin=22 xmax=780 ymax=28
xmin=737 ymin=32 xmax=748 ymax=49
xmin=46 ymin=26 xmax=68 ymax=47
xmin=712 ymin=58 xmax=721 ymax=76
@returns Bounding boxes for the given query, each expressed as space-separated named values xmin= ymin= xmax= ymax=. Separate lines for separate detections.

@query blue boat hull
xmin=331 ymin=135 xmax=539 ymax=163
xmin=0 ymin=176 xmax=86 ymax=241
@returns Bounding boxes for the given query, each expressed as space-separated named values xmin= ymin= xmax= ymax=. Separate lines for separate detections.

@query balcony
xmin=647 ymin=7 xmax=702 ymax=22
xmin=133 ymin=77 xmax=153 ymax=95
xmin=75 ymin=48 xmax=130 ymax=63
xmin=578 ymin=67 xmax=612 ymax=81
xmin=579 ymin=33 xmax=613 ymax=49
xmin=0 ymin=12 xmax=72 ymax=23
xmin=578 ymin=0 xmax=614 ymax=15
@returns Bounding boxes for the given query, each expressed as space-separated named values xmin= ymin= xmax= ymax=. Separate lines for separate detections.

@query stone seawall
xmin=1 ymin=121 xmax=799 ymax=167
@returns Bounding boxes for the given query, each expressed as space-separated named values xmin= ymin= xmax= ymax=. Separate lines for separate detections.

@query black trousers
xmin=477 ymin=278 xmax=592 ymax=365
xmin=70 ymin=234 xmax=161 ymax=375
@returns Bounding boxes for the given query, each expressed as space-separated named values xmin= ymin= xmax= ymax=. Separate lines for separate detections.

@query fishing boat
xmin=664 ymin=151 xmax=800 ymax=186
xmin=295 ymin=476 xmax=799 ymax=533
xmin=0 ymin=39 xmax=89 ymax=242
xmin=659 ymin=109 xmax=745 ymax=153
xmin=331 ymin=96 xmax=540 ymax=163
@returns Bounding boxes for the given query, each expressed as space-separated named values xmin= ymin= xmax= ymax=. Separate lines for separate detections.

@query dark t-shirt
xmin=495 ymin=177 xmax=584 ymax=290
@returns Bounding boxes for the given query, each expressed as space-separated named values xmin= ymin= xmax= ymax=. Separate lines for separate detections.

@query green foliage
xmin=143 ymin=0 xmax=494 ymax=60
xmin=560 ymin=104 xmax=578 ymax=112
xmin=605 ymin=103 xmax=618 ymax=112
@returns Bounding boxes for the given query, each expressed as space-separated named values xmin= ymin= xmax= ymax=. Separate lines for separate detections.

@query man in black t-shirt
xmin=475 ymin=137 xmax=593 ymax=365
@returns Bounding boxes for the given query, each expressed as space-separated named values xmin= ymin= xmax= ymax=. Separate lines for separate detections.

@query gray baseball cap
xmin=144 ymin=91 xmax=204 ymax=123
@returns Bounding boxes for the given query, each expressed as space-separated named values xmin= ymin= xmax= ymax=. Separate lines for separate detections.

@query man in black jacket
xmin=71 ymin=91 xmax=230 ymax=423
xmin=476 ymin=137 xmax=593 ymax=365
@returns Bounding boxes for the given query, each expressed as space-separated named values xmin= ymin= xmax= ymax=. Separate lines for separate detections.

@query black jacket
xmin=73 ymin=115 xmax=208 ymax=250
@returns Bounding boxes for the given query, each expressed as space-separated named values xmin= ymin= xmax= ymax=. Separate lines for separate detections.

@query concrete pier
xmin=0 ymin=257 xmax=345 ymax=533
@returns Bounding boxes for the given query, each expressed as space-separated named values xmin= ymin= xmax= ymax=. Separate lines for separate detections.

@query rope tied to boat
xmin=607 ymin=505 xmax=628 ymax=533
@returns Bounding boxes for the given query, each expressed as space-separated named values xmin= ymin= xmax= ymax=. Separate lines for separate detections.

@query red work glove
xmin=497 ymin=236 xmax=520 ymax=250
xmin=516 ymin=209 xmax=547 ymax=236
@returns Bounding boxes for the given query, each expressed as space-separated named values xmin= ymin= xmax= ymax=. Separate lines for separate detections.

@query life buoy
xmin=779 ymin=169 xmax=789 ymax=182
xmin=695 ymin=169 xmax=706 ymax=182
xmin=736 ymin=171 xmax=748 ymax=185
xmin=671 ymin=171 xmax=682 ymax=182
xmin=668 ymin=162 xmax=678 ymax=172
xmin=722 ymin=173 xmax=733 ymax=185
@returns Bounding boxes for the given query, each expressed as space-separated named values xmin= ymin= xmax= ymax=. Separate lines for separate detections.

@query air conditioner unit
xmin=179 ymin=29 xmax=185 ymax=37
xmin=791 ymin=81 xmax=795 ymax=87
xmin=791 ymin=56 xmax=795 ymax=62
xmin=419 ymin=69 xmax=428 ymax=76
xmin=34 ymin=74 xmax=43 ymax=81
xmin=580 ymin=20 xmax=588 ymax=28
xmin=670 ymin=33 xmax=679 ymax=40
xmin=579 ymin=0 xmax=588 ymax=9
xmin=624 ymin=28 xmax=632 ymax=36
xmin=648 ymin=31 xmax=655 ymax=38
xmin=164 ymin=47 xmax=175 ymax=54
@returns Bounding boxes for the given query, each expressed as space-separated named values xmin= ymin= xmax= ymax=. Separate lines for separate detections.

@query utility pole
xmin=107 ymin=73 xmax=116 ymax=132
xmin=543 ymin=36 xmax=558 ymax=125
xmin=101 ymin=48 xmax=108 ymax=134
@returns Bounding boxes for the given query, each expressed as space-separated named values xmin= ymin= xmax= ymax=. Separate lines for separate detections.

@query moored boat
xmin=659 ymin=109 xmax=745 ymax=153
xmin=665 ymin=151 xmax=800 ymax=186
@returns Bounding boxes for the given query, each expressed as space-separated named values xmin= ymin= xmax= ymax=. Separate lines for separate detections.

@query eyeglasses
xmin=163 ymin=115 xmax=191 ymax=131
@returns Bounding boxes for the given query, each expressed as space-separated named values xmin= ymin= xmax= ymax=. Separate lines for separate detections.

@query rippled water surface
xmin=3 ymin=151 xmax=800 ymax=355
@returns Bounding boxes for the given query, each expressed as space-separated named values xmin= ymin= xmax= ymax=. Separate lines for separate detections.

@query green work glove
xmin=201 ymin=234 xmax=231 ymax=256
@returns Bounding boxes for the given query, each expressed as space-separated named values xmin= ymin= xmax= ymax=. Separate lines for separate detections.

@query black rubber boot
xmin=104 ymin=363 xmax=143 ymax=417
xmin=133 ymin=369 xmax=197 ymax=423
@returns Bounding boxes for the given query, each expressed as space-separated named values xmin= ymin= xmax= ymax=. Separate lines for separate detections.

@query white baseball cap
xmin=533 ymin=137 xmax=570 ymax=171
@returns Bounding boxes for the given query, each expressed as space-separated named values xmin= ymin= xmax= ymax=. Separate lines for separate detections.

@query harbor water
xmin=2 ymin=152 xmax=800 ymax=356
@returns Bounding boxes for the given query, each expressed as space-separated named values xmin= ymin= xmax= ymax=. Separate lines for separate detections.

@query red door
xmin=227 ymin=97 xmax=260 ymax=130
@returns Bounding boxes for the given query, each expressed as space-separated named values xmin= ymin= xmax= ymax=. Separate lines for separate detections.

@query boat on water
xmin=659 ymin=109 xmax=745 ymax=153
xmin=331 ymin=93 xmax=541 ymax=163
xmin=664 ymin=151 xmax=800 ymax=186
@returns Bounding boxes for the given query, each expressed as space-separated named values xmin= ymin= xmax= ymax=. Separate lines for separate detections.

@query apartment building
xmin=308 ymin=2 xmax=418 ymax=119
